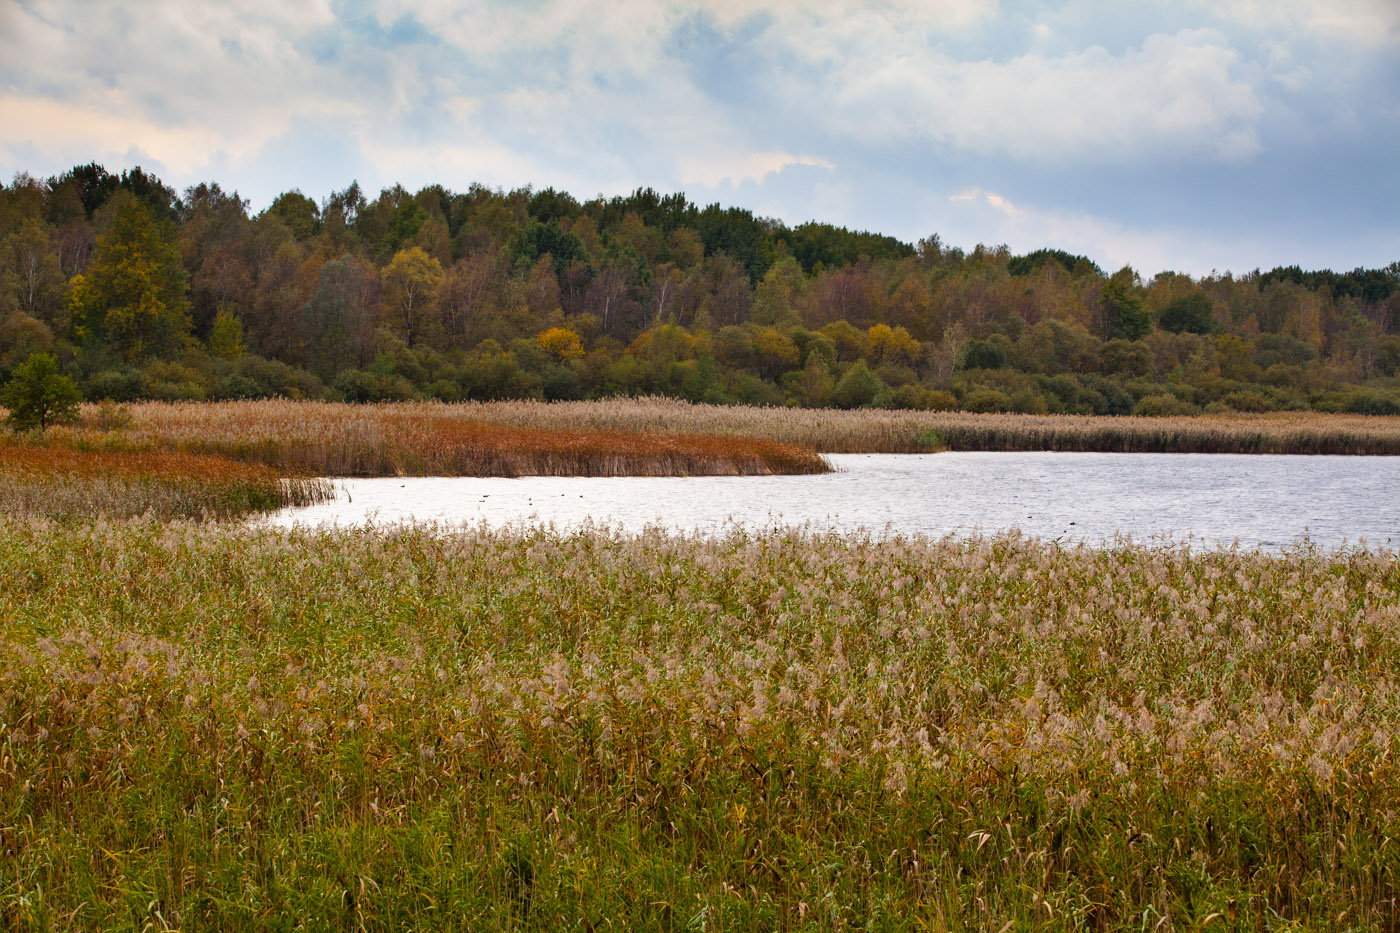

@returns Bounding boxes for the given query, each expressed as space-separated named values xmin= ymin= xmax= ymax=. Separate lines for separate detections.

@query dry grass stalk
xmin=53 ymin=398 xmax=1400 ymax=460
xmin=49 ymin=400 xmax=829 ymax=476
xmin=0 ymin=438 xmax=329 ymax=520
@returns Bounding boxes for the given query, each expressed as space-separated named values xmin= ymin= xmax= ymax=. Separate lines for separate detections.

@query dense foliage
xmin=2 ymin=164 xmax=1398 ymax=416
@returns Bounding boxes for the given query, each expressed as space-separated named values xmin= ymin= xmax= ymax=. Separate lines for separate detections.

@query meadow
xmin=2 ymin=520 xmax=1399 ymax=929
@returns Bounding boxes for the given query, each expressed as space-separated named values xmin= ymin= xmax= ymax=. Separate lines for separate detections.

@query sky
xmin=1 ymin=0 xmax=1397 ymax=278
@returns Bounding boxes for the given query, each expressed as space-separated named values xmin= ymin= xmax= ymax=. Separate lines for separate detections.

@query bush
xmin=232 ymin=356 xmax=324 ymax=399
xmin=887 ymin=385 xmax=956 ymax=411
xmin=1133 ymin=394 xmax=1199 ymax=416
xmin=332 ymin=369 xmax=416 ymax=403
xmin=958 ymin=338 xmax=1007 ymax=371
xmin=2 ymin=352 xmax=82 ymax=433
xmin=1223 ymin=389 xmax=1277 ymax=413
xmin=85 ymin=368 xmax=145 ymax=402
xmin=831 ymin=360 xmax=886 ymax=409
xmin=1009 ymin=388 xmax=1048 ymax=414
xmin=210 ymin=374 xmax=263 ymax=401
xmin=1341 ymin=391 xmax=1400 ymax=415
xmin=87 ymin=399 xmax=134 ymax=431
xmin=961 ymin=388 xmax=1012 ymax=413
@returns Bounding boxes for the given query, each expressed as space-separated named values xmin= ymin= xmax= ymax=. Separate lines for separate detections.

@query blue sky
xmin=1 ymin=0 xmax=1396 ymax=276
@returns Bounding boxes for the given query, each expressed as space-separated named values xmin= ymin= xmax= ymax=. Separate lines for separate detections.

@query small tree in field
xmin=2 ymin=353 xmax=83 ymax=434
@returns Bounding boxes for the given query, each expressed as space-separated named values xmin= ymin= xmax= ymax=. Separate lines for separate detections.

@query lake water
xmin=266 ymin=452 xmax=1400 ymax=550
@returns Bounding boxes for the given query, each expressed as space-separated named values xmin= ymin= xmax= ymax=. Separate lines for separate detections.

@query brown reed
xmin=49 ymin=400 xmax=831 ymax=476
xmin=0 ymin=438 xmax=330 ymax=520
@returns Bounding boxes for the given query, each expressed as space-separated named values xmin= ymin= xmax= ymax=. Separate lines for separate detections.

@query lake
xmin=266 ymin=452 xmax=1400 ymax=550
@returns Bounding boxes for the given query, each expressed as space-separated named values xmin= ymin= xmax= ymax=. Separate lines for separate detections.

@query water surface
xmin=267 ymin=452 xmax=1400 ymax=550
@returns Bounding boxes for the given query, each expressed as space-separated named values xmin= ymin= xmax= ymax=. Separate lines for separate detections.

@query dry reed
xmin=454 ymin=398 xmax=1400 ymax=455
xmin=0 ymin=439 xmax=330 ymax=520
xmin=55 ymin=399 xmax=1400 ymax=462
xmin=50 ymin=400 xmax=829 ymax=476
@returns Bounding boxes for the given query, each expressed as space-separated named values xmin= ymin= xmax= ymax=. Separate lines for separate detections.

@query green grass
xmin=2 ymin=522 xmax=1399 ymax=929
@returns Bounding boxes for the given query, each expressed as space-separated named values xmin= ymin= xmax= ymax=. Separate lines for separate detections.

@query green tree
xmin=68 ymin=194 xmax=191 ymax=359
xmin=2 ymin=352 xmax=81 ymax=433
xmin=1099 ymin=267 xmax=1150 ymax=341
xmin=208 ymin=307 xmax=246 ymax=360
xmin=832 ymin=359 xmax=885 ymax=408
xmin=1158 ymin=292 xmax=1216 ymax=334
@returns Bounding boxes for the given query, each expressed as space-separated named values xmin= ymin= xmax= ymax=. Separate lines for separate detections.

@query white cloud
xmin=813 ymin=28 xmax=1264 ymax=162
xmin=675 ymin=151 xmax=834 ymax=188
xmin=947 ymin=187 xmax=1250 ymax=275
xmin=0 ymin=0 xmax=1392 ymax=274
xmin=1198 ymin=0 xmax=1400 ymax=46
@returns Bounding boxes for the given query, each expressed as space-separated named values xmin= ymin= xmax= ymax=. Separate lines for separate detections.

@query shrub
xmin=2 ymin=352 xmax=82 ymax=433
xmin=958 ymin=338 xmax=1008 ymax=371
xmin=332 ymin=369 xmax=416 ymax=403
xmin=1223 ymin=389 xmax=1277 ymax=413
xmin=1133 ymin=394 xmax=1199 ymax=416
xmin=1342 ymin=391 xmax=1400 ymax=415
xmin=832 ymin=360 xmax=885 ymax=409
xmin=961 ymin=388 xmax=1012 ymax=413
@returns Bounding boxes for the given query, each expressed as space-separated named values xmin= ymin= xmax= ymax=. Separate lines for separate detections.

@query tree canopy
xmin=0 ymin=162 xmax=1397 ymax=418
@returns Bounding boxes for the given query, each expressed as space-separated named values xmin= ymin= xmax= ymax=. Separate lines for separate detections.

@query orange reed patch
xmin=0 ymin=443 xmax=281 ymax=485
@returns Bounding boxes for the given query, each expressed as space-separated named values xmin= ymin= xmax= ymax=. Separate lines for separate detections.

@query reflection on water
xmin=266 ymin=452 xmax=1400 ymax=550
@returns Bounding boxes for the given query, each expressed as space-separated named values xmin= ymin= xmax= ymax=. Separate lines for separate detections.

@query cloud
xmin=806 ymin=28 xmax=1265 ymax=162
xmin=0 ymin=0 xmax=1393 ymax=274
xmin=1196 ymin=0 xmax=1400 ymax=46
xmin=674 ymin=151 xmax=834 ymax=188
xmin=946 ymin=187 xmax=1242 ymax=274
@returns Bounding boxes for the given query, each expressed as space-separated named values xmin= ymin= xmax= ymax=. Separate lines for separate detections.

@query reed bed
xmin=0 ymin=440 xmax=330 ymax=521
xmin=51 ymin=400 xmax=829 ymax=477
xmin=57 ymin=399 xmax=1400 ymax=460
xmin=453 ymin=398 xmax=1400 ymax=455
xmin=2 ymin=520 xmax=1399 ymax=928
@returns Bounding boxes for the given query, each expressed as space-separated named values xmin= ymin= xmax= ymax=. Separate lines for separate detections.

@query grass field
xmin=2 ymin=520 xmax=1399 ymax=929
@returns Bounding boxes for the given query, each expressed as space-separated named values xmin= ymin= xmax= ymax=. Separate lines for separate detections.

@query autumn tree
xmin=2 ymin=218 xmax=66 ymax=334
xmin=381 ymin=247 xmax=444 ymax=346
xmin=301 ymin=256 xmax=380 ymax=381
xmin=536 ymin=326 xmax=584 ymax=363
xmin=866 ymin=323 xmax=921 ymax=367
xmin=68 ymin=194 xmax=190 ymax=359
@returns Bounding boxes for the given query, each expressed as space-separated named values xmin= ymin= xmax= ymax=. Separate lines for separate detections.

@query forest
xmin=2 ymin=162 xmax=1398 ymax=416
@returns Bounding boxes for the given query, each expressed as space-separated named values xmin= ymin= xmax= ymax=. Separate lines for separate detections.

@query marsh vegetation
xmin=2 ymin=522 xmax=1399 ymax=928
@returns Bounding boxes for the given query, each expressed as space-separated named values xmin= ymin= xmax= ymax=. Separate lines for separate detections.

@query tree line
xmin=2 ymin=162 xmax=1398 ymax=416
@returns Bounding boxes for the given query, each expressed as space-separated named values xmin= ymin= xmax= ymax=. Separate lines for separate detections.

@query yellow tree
xmin=68 ymin=194 xmax=190 ymax=360
xmin=866 ymin=323 xmax=921 ymax=367
xmin=381 ymin=246 xmax=444 ymax=346
xmin=536 ymin=326 xmax=584 ymax=363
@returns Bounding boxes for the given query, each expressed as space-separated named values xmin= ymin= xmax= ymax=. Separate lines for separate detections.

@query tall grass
xmin=3 ymin=520 xmax=1399 ymax=928
xmin=0 ymin=438 xmax=330 ymax=521
xmin=50 ymin=400 xmax=830 ymax=476
xmin=455 ymin=398 xmax=1400 ymax=455
xmin=57 ymin=399 xmax=1400 ymax=460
